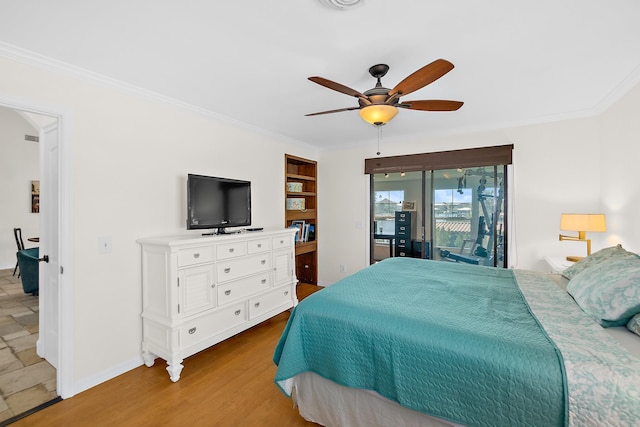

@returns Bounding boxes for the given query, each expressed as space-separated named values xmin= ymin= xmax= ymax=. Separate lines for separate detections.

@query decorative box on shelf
xmin=286 ymin=182 xmax=303 ymax=192
xmin=286 ymin=198 xmax=305 ymax=210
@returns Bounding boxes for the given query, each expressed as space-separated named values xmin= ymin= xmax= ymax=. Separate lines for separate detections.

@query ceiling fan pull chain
xmin=376 ymin=125 xmax=382 ymax=156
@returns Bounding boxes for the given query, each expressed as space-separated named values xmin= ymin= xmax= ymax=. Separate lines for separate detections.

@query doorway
xmin=0 ymin=96 xmax=74 ymax=408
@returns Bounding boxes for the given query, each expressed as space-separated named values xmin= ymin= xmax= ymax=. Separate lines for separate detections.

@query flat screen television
xmin=187 ymin=174 xmax=251 ymax=234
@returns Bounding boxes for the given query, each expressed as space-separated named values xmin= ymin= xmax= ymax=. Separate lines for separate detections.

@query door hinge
xmin=177 ymin=278 xmax=180 ymax=287
xmin=60 ymin=266 xmax=64 ymax=274
xmin=178 ymin=304 xmax=180 ymax=314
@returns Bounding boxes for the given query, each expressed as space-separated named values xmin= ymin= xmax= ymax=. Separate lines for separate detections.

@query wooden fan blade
xmin=305 ymin=106 xmax=360 ymax=116
xmin=389 ymin=59 xmax=455 ymax=97
xmin=308 ymin=77 xmax=367 ymax=99
xmin=398 ymin=100 xmax=464 ymax=111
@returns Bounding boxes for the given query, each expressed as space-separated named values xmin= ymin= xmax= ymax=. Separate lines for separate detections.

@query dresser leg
xmin=166 ymin=360 xmax=184 ymax=382
xmin=142 ymin=350 xmax=156 ymax=367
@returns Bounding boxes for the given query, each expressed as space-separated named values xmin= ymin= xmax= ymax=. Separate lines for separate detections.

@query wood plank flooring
xmin=12 ymin=284 xmax=324 ymax=427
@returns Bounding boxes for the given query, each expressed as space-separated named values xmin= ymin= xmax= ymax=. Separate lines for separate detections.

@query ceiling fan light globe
xmin=359 ymin=105 xmax=398 ymax=125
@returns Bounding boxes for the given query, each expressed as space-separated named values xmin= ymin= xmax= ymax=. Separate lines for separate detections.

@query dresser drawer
xmin=217 ymin=253 xmax=271 ymax=283
xmin=179 ymin=302 xmax=247 ymax=349
xmin=272 ymin=235 xmax=291 ymax=250
xmin=177 ymin=246 xmax=215 ymax=267
xmin=217 ymin=242 xmax=247 ymax=260
xmin=218 ymin=272 xmax=271 ymax=306
xmin=249 ymin=286 xmax=294 ymax=319
xmin=247 ymin=238 xmax=271 ymax=254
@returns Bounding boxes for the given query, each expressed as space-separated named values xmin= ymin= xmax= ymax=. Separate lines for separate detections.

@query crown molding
xmin=592 ymin=62 xmax=640 ymax=115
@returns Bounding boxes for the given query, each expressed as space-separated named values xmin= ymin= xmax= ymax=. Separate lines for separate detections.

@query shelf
xmin=287 ymin=173 xmax=316 ymax=182
xmin=295 ymin=241 xmax=317 ymax=256
xmin=286 ymin=209 xmax=316 ymax=221
xmin=285 ymin=154 xmax=317 ymax=285
xmin=286 ymin=191 xmax=316 ymax=197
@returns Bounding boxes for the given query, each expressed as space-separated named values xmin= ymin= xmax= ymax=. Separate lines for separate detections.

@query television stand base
xmin=202 ymin=228 xmax=241 ymax=236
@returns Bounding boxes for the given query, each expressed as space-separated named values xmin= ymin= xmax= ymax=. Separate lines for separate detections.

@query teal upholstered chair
xmin=16 ymin=248 xmax=39 ymax=296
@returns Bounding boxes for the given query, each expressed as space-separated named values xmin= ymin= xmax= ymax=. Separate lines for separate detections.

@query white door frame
xmin=0 ymin=94 xmax=75 ymax=399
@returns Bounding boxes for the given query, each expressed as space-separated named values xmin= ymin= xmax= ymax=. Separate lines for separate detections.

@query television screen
xmin=187 ymin=174 xmax=251 ymax=232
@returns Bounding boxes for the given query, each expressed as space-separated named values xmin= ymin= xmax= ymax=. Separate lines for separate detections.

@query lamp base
xmin=566 ymin=255 xmax=583 ymax=262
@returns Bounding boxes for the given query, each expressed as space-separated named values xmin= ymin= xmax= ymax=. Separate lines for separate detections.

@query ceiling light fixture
xmin=359 ymin=105 xmax=399 ymax=126
xmin=319 ymin=0 xmax=364 ymax=10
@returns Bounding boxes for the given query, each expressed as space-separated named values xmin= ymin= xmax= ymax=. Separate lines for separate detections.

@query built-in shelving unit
xmin=285 ymin=154 xmax=317 ymax=285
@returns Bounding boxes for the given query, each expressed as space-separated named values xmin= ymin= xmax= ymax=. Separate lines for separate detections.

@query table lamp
xmin=559 ymin=213 xmax=606 ymax=262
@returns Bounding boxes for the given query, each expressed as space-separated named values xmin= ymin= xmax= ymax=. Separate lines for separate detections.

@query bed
xmin=273 ymin=254 xmax=640 ymax=427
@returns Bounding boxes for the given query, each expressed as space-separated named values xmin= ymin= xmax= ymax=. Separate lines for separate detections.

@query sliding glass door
xmin=430 ymin=166 xmax=506 ymax=267
xmin=371 ymin=171 xmax=425 ymax=262
xmin=367 ymin=145 xmax=511 ymax=268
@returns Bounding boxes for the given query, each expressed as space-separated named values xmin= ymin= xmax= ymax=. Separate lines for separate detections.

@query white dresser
xmin=137 ymin=229 xmax=298 ymax=381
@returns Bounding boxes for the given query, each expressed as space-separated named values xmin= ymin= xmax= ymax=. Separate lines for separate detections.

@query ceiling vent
xmin=319 ymin=0 xmax=364 ymax=10
xmin=24 ymin=134 xmax=39 ymax=142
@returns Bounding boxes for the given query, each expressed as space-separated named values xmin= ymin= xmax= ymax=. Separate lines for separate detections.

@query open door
xmin=37 ymin=122 xmax=60 ymax=369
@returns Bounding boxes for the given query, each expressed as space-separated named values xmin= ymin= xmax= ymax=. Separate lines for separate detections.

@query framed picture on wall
xmin=31 ymin=180 xmax=40 ymax=213
xmin=402 ymin=200 xmax=416 ymax=211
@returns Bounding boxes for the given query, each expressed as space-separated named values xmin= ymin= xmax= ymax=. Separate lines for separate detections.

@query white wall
xmin=0 ymin=56 xmax=317 ymax=391
xmin=600 ymin=82 xmax=640 ymax=252
xmin=0 ymin=108 xmax=39 ymax=269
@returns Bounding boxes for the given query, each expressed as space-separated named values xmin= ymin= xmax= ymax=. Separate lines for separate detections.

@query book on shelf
xmin=289 ymin=220 xmax=315 ymax=244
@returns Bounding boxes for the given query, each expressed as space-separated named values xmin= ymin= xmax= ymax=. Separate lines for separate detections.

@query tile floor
xmin=0 ymin=269 xmax=57 ymax=423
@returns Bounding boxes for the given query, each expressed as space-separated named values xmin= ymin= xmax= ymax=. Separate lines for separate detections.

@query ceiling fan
xmin=306 ymin=59 xmax=463 ymax=126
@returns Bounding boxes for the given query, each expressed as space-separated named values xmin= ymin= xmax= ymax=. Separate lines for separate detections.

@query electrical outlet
xmin=98 ymin=236 xmax=112 ymax=254
xmin=339 ymin=264 xmax=347 ymax=273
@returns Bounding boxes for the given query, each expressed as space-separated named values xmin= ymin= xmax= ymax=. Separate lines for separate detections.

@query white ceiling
xmin=1 ymin=0 xmax=639 ymax=149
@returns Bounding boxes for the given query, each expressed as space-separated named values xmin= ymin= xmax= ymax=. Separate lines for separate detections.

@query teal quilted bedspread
xmin=274 ymin=258 xmax=568 ymax=427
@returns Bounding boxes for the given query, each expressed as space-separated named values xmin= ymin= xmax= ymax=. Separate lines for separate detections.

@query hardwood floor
xmin=12 ymin=284 xmax=324 ymax=427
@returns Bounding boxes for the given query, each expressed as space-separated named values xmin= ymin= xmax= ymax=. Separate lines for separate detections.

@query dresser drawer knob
xmin=280 ymin=240 xmax=284 ymax=244
xmin=261 ymin=259 xmax=266 ymax=265
xmin=225 ymin=290 xmax=231 ymax=296
xmin=193 ymin=253 xmax=200 ymax=259
xmin=211 ymin=284 xmax=215 ymax=288
xmin=257 ymin=243 xmax=262 ymax=248
xmin=224 ymin=267 xmax=231 ymax=273
xmin=284 ymin=291 xmax=289 ymax=296
xmin=261 ymin=279 xmax=267 ymax=284
xmin=229 ymin=248 xmax=234 ymax=253
xmin=254 ymin=302 xmax=260 ymax=308
xmin=188 ymin=327 xmax=196 ymax=334
xmin=234 ymin=310 xmax=241 ymax=316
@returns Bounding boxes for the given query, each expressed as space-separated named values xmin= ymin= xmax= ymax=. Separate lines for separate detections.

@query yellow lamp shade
xmin=560 ymin=214 xmax=606 ymax=232
xmin=359 ymin=105 xmax=399 ymax=125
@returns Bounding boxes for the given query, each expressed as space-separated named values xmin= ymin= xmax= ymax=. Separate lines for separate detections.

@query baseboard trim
xmin=72 ymin=356 xmax=144 ymax=396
